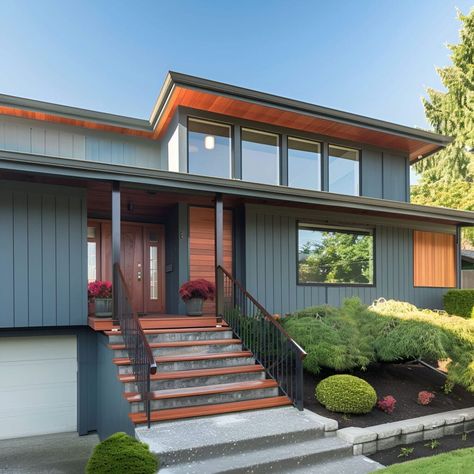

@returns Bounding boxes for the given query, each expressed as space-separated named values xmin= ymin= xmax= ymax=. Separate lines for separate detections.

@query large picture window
xmin=188 ymin=118 xmax=232 ymax=178
xmin=298 ymin=224 xmax=374 ymax=285
xmin=328 ymin=145 xmax=359 ymax=195
xmin=288 ymin=137 xmax=321 ymax=190
xmin=241 ymin=128 xmax=279 ymax=185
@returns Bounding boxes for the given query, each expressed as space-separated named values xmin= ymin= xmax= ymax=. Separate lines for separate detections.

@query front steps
xmin=107 ymin=325 xmax=292 ymax=424
xmin=136 ymin=407 xmax=383 ymax=473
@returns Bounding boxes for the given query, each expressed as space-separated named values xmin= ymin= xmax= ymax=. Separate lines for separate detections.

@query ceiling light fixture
xmin=204 ymin=135 xmax=215 ymax=150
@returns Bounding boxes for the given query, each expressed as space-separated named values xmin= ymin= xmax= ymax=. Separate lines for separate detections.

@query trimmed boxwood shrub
xmin=316 ymin=374 xmax=377 ymax=414
xmin=86 ymin=432 xmax=159 ymax=474
xmin=444 ymin=289 xmax=474 ymax=319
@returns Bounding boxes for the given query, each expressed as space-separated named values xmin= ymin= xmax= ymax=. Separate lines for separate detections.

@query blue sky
xmin=0 ymin=0 xmax=471 ymax=130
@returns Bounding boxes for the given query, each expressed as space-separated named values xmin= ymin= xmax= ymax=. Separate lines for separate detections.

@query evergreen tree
xmin=413 ymin=9 xmax=473 ymax=183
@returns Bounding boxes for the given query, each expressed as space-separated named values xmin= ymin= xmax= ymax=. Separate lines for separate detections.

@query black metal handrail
xmin=217 ymin=265 xmax=306 ymax=410
xmin=114 ymin=263 xmax=157 ymax=428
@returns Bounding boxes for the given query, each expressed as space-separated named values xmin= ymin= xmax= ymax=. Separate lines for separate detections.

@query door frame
xmin=87 ymin=219 xmax=166 ymax=314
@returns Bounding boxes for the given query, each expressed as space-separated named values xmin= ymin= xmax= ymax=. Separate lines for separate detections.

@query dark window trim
xmin=186 ymin=116 xmax=234 ymax=179
xmin=328 ymin=144 xmax=362 ymax=197
xmin=296 ymin=220 xmax=376 ymax=287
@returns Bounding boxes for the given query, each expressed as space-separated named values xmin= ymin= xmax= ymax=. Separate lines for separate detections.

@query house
xmin=1 ymin=72 xmax=473 ymax=442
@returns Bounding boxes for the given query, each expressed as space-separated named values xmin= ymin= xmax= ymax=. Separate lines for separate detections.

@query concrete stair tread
xmin=157 ymin=437 xmax=352 ymax=474
xmin=124 ymin=379 xmax=278 ymax=402
xmin=284 ymin=455 xmax=383 ymax=474
xmin=130 ymin=396 xmax=292 ymax=424
xmin=113 ymin=351 xmax=253 ymax=366
xmin=109 ymin=339 xmax=241 ymax=350
xmin=118 ymin=364 xmax=265 ymax=383
xmin=105 ymin=326 xmax=229 ymax=337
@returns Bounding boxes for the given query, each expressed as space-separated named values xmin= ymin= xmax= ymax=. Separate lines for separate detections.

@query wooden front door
xmin=88 ymin=221 xmax=165 ymax=314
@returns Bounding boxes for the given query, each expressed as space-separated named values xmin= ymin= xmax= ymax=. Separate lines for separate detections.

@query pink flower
xmin=377 ymin=395 xmax=397 ymax=414
xmin=88 ymin=280 xmax=112 ymax=299
xmin=417 ymin=391 xmax=435 ymax=405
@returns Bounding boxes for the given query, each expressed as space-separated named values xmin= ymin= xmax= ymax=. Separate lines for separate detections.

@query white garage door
xmin=0 ymin=335 xmax=77 ymax=440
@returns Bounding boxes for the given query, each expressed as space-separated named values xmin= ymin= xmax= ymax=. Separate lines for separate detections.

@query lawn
xmin=378 ymin=447 xmax=474 ymax=473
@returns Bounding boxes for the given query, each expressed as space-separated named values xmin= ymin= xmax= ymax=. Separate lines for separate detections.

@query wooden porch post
xmin=112 ymin=181 xmax=121 ymax=323
xmin=215 ymin=193 xmax=224 ymax=319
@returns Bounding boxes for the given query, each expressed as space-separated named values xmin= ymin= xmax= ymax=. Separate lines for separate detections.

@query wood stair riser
xmin=130 ymin=386 xmax=280 ymax=412
xmin=117 ymin=356 xmax=256 ymax=374
xmin=123 ymin=370 xmax=266 ymax=392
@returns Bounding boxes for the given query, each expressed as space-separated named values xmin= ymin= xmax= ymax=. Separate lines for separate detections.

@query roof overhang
xmin=1 ymin=149 xmax=473 ymax=227
xmin=0 ymin=72 xmax=451 ymax=161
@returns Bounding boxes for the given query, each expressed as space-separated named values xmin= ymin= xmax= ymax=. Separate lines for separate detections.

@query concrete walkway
xmin=0 ymin=432 xmax=99 ymax=474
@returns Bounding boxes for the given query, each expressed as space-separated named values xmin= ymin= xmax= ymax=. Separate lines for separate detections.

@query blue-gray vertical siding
xmin=0 ymin=181 xmax=87 ymax=328
xmin=245 ymin=205 xmax=453 ymax=313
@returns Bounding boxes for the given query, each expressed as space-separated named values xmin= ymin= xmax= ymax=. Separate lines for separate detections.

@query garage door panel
xmin=0 ymin=335 xmax=77 ymax=439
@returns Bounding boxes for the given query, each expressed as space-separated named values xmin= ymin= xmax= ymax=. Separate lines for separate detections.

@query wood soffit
xmin=0 ymin=73 xmax=450 ymax=161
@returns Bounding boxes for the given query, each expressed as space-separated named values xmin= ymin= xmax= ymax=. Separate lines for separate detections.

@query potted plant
xmin=88 ymin=280 xmax=113 ymax=318
xmin=179 ymin=279 xmax=215 ymax=316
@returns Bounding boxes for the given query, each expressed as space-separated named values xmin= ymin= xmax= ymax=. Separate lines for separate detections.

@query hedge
xmin=444 ymin=289 xmax=474 ymax=319
xmin=282 ymin=298 xmax=474 ymax=392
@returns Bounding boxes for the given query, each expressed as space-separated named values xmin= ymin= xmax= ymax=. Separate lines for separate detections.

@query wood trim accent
xmin=189 ymin=206 xmax=233 ymax=315
xmin=414 ymin=230 xmax=456 ymax=288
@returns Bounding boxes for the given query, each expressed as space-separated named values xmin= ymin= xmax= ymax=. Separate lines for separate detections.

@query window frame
xmin=327 ymin=144 xmax=361 ymax=196
xmin=186 ymin=116 xmax=233 ymax=179
xmin=296 ymin=221 xmax=376 ymax=287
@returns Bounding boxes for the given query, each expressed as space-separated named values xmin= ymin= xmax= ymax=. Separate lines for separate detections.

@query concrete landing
xmin=136 ymin=407 xmax=382 ymax=473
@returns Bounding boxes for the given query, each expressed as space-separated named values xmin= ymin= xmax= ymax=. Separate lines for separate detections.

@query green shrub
xmin=315 ymin=374 xmax=377 ymax=414
xmin=282 ymin=298 xmax=474 ymax=392
xmin=444 ymin=289 xmax=474 ymax=318
xmin=86 ymin=432 xmax=159 ymax=474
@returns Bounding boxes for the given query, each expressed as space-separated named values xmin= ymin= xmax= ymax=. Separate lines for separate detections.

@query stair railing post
xmin=215 ymin=193 xmax=224 ymax=320
xmin=112 ymin=181 xmax=121 ymax=325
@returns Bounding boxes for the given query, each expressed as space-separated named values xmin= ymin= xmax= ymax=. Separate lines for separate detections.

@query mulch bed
xmin=303 ymin=362 xmax=474 ymax=428
xmin=369 ymin=432 xmax=474 ymax=466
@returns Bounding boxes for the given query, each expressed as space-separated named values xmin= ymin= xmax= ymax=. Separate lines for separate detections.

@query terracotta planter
xmin=94 ymin=298 xmax=113 ymax=318
xmin=185 ymin=298 xmax=204 ymax=316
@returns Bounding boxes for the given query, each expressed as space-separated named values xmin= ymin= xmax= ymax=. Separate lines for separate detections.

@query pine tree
xmin=413 ymin=8 xmax=473 ymax=183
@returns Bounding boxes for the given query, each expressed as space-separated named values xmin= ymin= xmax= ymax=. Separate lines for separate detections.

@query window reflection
xmin=328 ymin=145 xmax=359 ymax=195
xmin=288 ymin=137 xmax=321 ymax=190
xmin=188 ymin=118 xmax=231 ymax=178
xmin=241 ymin=128 xmax=279 ymax=185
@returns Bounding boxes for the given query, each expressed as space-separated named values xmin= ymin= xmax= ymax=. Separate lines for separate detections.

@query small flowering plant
xmin=179 ymin=279 xmax=215 ymax=302
xmin=418 ymin=390 xmax=435 ymax=406
xmin=377 ymin=395 xmax=397 ymax=414
xmin=88 ymin=280 xmax=112 ymax=300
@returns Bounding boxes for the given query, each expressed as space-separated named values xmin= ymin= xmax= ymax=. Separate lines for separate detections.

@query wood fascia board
xmin=1 ymin=149 xmax=473 ymax=226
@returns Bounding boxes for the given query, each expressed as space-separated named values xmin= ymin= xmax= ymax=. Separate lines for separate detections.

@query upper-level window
xmin=188 ymin=118 xmax=231 ymax=178
xmin=288 ymin=137 xmax=321 ymax=190
xmin=298 ymin=224 xmax=374 ymax=285
xmin=328 ymin=145 xmax=359 ymax=195
xmin=241 ymin=128 xmax=279 ymax=185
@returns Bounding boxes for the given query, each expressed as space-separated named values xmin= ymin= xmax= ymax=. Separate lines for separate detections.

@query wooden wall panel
xmin=189 ymin=207 xmax=233 ymax=314
xmin=414 ymin=231 xmax=456 ymax=288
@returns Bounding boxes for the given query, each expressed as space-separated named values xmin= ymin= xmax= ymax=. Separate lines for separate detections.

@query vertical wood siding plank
xmin=69 ymin=196 xmax=84 ymax=325
xmin=56 ymin=196 xmax=70 ymax=325
xmin=13 ymin=191 xmax=29 ymax=326
xmin=42 ymin=194 xmax=57 ymax=326
xmin=27 ymin=192 xmax=43 ymax=326
xmin=0 ymin=188 xmax=14 ymax=327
